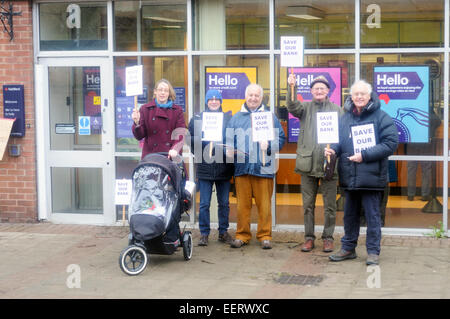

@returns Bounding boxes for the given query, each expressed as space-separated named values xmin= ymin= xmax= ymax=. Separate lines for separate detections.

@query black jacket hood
xmin=344 ymin=91 xmax=381 ymax=114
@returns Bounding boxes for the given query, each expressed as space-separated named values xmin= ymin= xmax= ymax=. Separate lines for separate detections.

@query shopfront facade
xmin=1 ymin=0 xmax=449 ymax=234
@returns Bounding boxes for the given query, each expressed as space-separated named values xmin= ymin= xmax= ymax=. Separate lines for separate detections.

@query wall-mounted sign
xmin=55 ymin=124 xmax=76 ymax=134
xmin=174 ymin=87 xmax=186 ymax=112
xmin=3 ymin=84 xmax=25 ymax=137
xmin=373 ymin=65 xmax=429 ymax=143
xmin=205 ymin=66 xmax=258 ymax=114
xmin=78 ymin=116 xmax=91 ymax=135
xmin=287 ymin=68 xmax=342 ymax=143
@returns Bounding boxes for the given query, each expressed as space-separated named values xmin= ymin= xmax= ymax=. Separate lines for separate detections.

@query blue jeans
xmin=341 ymin=190 xmax=382 ymax=255
xmin=198 ymin=179 xmax=230 ymax=236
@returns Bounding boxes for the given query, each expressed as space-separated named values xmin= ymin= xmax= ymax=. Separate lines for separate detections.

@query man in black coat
xmin=325 ymin=80 xmax=398 ymax=265
xmin=188 ymin=89 xmax=234 ymax=246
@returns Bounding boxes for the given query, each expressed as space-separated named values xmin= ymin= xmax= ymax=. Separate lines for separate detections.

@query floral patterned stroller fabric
xmin=128 ymin=153 xmax=185 ymax=244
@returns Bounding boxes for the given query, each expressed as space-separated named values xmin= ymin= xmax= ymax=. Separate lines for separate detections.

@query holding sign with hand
xmin=251 ymin=111 xmax=274 ymax=165
xmin=316 ymin=111 xmax=339 ymax=163
xmin=351 ymin=123 xmax=376 ymax=155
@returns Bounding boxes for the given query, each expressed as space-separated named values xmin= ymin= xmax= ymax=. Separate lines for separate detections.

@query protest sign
xmin=202 ymin=112 xmax=223 ymax=142
xmin=317 ymin=112 xmax=339 ymax=144
xmin=280 ymin=36 xmax=304 ymax=67
xmin=351 ymin=123 xmax=376 ymax=155
xmin=251 ymin=112 xmax=274 ymax=142
xmin=126 ymin=65 xmax=143 ymax=97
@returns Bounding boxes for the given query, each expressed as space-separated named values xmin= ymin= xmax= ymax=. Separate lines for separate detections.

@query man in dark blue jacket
xmin=188 ymin=89 xmax=234 ymax=246
xmin=325 ymin=80 xmax=398 ymax=265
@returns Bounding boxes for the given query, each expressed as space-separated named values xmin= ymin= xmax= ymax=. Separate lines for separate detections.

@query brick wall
xmin=0 ymin=1 xmax=36 ymax=223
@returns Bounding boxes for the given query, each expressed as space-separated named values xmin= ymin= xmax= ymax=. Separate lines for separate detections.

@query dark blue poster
xmin=3 ymin=84 xmax=25 ymax=137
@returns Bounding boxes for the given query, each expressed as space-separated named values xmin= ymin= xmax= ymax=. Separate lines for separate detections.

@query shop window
xmin=276 ymin=54 xmax=355 ymax=152
xmin=360 ymin=54 xmax=444 ymax=156
xmin=192 ymin=55 xmax=270 ymax=115
xmin=360 ymin=0 xmax=444 ymax=48
xmin=114 ymin=56 xmax=187 ymax=153
xmin=275 ymin=0 xmax=355 ymax=49
xmin=39 ymin=3 xmax=107 ymax=51
xmin=194 ymin=0 xmax=269 ymax=50
xmin=114 ymin=0 xmax=187 ymax=51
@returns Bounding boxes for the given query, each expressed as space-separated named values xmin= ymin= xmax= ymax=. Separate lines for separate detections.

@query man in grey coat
xmin=287 ymin=74 xmax=343 ymax=253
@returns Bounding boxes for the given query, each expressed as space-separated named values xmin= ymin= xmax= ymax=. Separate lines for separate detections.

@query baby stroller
xmin=119 ymin=153 xmax=195 ymax=276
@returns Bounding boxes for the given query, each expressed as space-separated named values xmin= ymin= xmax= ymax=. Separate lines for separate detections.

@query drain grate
xmin=273 ymin=273 xmax=324 ymax=286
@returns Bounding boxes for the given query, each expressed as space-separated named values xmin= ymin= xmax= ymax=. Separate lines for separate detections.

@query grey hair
xmin=350 ymin=80 xmax=372 ymax=95
xmin=245 ymin=83 xmax=264 ymax=98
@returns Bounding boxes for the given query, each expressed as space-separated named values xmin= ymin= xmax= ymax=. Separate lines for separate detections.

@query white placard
xmin=115 ymin=179 xmax=132 ymax=205
xmin=351 ymin=123 xmax=376 ymax=155
xmin=280 ymin=36 xmax=304 ymax=67
xmin=317 ymin=112 xmax=339 ymax=144
xmin=251 ymin=112 xmax=274 ymax=142
xmin=126 ymin=65 xmax=143 ymax=96
xmin=202 ymin=112 xmax=223 ymax=142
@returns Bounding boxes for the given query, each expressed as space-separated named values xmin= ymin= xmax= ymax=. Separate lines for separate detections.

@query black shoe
xmin=329 ymin=249 xmax=357 ymax=262
xmin=407 ymin=196 xmax=414 ymax=201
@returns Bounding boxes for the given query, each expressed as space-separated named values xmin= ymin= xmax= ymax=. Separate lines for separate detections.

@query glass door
xmin=36 ymin=58 xmax=115 ymax=225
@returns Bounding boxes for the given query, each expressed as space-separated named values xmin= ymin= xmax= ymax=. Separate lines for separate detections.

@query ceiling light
xmin=286 ymin=6 xmax=325 ymax=20
xmin=143 ymin=16 xmax=184 ymax=23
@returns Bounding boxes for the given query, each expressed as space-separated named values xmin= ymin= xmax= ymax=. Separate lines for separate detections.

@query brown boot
xmin=323 ymin=239 xmax=334 ymax=253
xmin=301 ymin=239 xmax=314 ymax=252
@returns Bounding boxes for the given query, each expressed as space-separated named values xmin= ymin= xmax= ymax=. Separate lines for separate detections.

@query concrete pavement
xmin=0 ymin=222 xmax=449 ymax=300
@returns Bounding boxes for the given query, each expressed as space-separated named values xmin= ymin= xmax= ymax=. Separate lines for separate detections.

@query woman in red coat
xmin=131 ymin=79 xmax=186 ymax=159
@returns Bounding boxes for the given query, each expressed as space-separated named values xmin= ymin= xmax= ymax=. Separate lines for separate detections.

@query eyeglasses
xmin=156 ymin=88 xmax=169 ymax=93
xmin=312 ymin=87 xmax=328 ymax=92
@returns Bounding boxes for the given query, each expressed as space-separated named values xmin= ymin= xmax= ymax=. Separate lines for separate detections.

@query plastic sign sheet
xmin=280 ymin=36 xmax=304 ymax=67
xmin=351 ymin=123 xmax=376 ymax=155
xmin=205 ymin=67 xmax=257 ymax=114
xmin=202 ymin=112 xmax=223 ymax=142
xmin=251 ymin=112 xmax=274 ymax=142
xmin=288 ymin=67 xmax=342 ymax=143
xmin=316 ymin=112 xmax=339 ymax=145
xmin=373 ymin=65 xmax=429 ymax=143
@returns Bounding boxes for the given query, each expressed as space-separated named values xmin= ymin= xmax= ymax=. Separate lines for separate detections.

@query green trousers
xmin=300 ymin=174 xmax=337 ymax=241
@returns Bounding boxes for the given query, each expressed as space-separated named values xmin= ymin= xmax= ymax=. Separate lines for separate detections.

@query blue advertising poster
xmin=174 ymin=87 xmax=186 ymax=112
xmin=3 ymin=84 xmax=25 ymax=137
xmin=373 ymin=66 xmax=429 ymax=143
xmin=115 ymin=88 xmax=135 ymax=139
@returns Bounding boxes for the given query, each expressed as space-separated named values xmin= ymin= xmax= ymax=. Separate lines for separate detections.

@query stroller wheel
xmin=119 ymin=245 xmax=148 ymax=276
xmin=182 ymin=231 xmax=193 ymax=261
